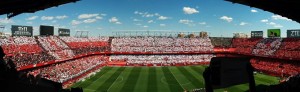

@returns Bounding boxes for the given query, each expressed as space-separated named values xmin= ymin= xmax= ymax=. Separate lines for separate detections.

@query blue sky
xmin=0 ymin=0 xmax=299 ymax=37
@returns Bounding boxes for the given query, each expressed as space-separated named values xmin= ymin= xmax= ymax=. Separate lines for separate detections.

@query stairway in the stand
xmin=34 ymin=36 xmax=48 ymax=52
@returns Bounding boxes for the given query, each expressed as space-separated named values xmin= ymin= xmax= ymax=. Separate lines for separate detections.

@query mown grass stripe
xmin=156 ymin=67 xmax=171 ymax=92
xmin=107 ymin=67 xmax=133 ymax=92
xmin=84 ymin=67 xmax=120 ymax=90
xmin=147 ymin=67 xmax=157 ymax=92
xmin=120 ymin=67 xmax=142 ymax=92
xmin=177 ymin=67 xmax=203 ymax=88
xmin=76 ymin=67 xmax=113 ymax=88
xmin=134 ymin=67 xmax=149 ymax=92
xmin=162 ymin=67 xmax=184 ymax=92
xmin=184 ymin=66 xmax=205 ymax=87
xmin=95 ymin=67 xmax=125 ymax=91
xmin=169 ymin=67 xmax=195 ymax=91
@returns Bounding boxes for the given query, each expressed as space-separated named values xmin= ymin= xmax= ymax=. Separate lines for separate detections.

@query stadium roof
xmin=0 ymin=0 xmax=80 ymax=18
xmin=226 ymin=0 xmax=300 ymax=23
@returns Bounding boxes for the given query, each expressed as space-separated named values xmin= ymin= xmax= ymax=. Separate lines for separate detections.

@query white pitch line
xmin=75 ymin=69 xmax=101 ymax=87
xmin=85 ymin=67 xmax=112 ymax=89
xmin=169 ymin=67 xmax=186 ymax=90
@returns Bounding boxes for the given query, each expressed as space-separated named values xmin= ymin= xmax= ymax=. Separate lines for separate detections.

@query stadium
xmin=0 ymin=0 xmax=300 ymax=92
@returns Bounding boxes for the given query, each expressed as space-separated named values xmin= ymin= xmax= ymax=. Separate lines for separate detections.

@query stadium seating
xmin=232 ymin=38 xmax=262 ymax=55
xmin=29 ymin=55 xmax=108 ymax=83
xmin=110 ymin=54 xmax=214 ymax=65
xmin=111 ymin=37 xmax=214 ymax=53
xmin=250 ymin=57 xmax=300 ymax=77
xmin=1 ymin=36 xmax=300 ymax=88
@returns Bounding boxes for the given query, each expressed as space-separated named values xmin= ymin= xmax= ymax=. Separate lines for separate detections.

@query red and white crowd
xmin=29 ymin=55 xmax=108 ymax=83
xmin=60 ymin=37 xmax=110 ymax=55
xmin=232 ymin=38 xmax=263 ymax=55
xmin=251 ymin=57 xmax=300 ymax=77
xmin=38 ymin=36 xmax=74 ymax=59
xmin=111 ymin=37 xmax=214 ymax=53
xmin=0 ymin=36 xmax=55 ymax=68
xmin=110 ymin=54 xmax=215 ymax=65
xmin=252 ymin=38 xmax=282 ymax=56
xmin=0 ymin=36 xmax=300 ymax=85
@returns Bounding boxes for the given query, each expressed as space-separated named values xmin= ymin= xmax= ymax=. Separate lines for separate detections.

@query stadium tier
xmin=1 ymin=36 xmax=300 ymax=88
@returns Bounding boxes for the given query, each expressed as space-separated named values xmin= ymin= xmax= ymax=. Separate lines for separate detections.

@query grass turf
xmin=71 ymin=66 xmax=279 ymax=92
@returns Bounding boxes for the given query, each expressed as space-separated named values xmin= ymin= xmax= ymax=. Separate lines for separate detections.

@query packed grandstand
xmin=0 ymin=36 xmax=299 ymax=89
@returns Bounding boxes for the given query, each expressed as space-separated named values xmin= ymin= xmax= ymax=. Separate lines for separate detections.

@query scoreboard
xmin=40 ymin=25 xmax=54 ymax=36
xmin=267 ymin=29 xmax=281 ymax=37
xmin=11 ymin=25 xmax=33 ymax=37
xmin=287 ymin=29 xmax=300 ymax=38
xmin=58 ymin=28 xmax=70 ymax=36
xmin=251 ymin=31 xmax=263 ymax=38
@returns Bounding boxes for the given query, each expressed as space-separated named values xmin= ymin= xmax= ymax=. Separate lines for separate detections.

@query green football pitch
xmin=71 ymin=66 xmax=279 ymax=92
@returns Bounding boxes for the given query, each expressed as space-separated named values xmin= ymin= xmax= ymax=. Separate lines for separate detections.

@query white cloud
xmin=26 ymin=16 xmax=39 ymax=20
xmin=109 ymin=17 xmax=121 ymax=24
xmin=183 ymin=7 xmax=199 ymax=14
xmin=154 ymin=13 xmax=160 ymax=16
xmin=144 ymin=14 xmax=154 ymax=17
xmin=179 ymin=19 xmax=195 ymax=26
xmin=26 ymin=22 xmax=33 ymax=24
xmin=78 ymin=14 xmax=99 ymax=19
xmin=261 ymin=19 xmax=268 ymax=23
xmin=115 ymin=22 xmax=122 ymax=24
xmin=268 ymin=22 xmax=276 ymax=25
xmin=143 ymin=25 xmax=148 ymax=28
xmin=52 ymin=20 xmax=57 ymax=23
xmin=158 ymin=16 xmax=169 ymax=20
xmin=251 ymin=9 xmax=258 ymax=13
xmin=220 ymin=16 xmax=233 ymax=22
xmin=109 ymin=17 xmax=118 ymax=22
xmin=83 ymin=19 xmax=97 ymax=23
xmin=148 ymin=20 xmax=154 ymax=23
xmin=134 ymin=11 xmax=139 ymax=14
xmin=272 ymin=15 xmax=292 ymax=21
xmin=160 ymin=24 xmax=166 ymax=27
xmin=239 ymin=22 xmax=248 ymax=26
xmin=134 ymin=11 xmax=161 ymax=18
xmin=0 ymin=18 xmax=14 ymax=24
xmin=199 ymin=22 xmax=206 ymax=25
xmin=267 ymin=22 xmax=283 ymax=28
xmin=274 ymin=25 xmax=283 ymax=28
xmin=95 ymin=16 xmax=103 ymax=19
xmin=179 ymin=19 xmax=193 ymax=24
xmin=41 ymin=16 xmax=54 ymax=20
xmin=56 ymin=15 xmax=68 ymax=19
xmin=133 ymin=18 xmax=142 ymax=22
xmin=71 ymin=20 xmax=82 ymax=25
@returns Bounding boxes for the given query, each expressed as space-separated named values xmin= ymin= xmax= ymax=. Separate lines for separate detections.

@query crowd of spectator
xmin=274 ymin=38 xmax=300 ymax=59
xmin=0 ymin=36 xmax=55 ymax=68
xmin=111 ymin=37 xmax=214 ymax=53
xmin=38 ymin=36 xmax=74 ymax=59
xmin=60 ymin=37 xmax=110 ymax=55
xmin=250 ymin=57 xmax=300 ymax=77
xmin=29 ymin=55 xmax=108 ymax=83
xmin=252 ymin=38 xmax=282 ymax=56
xmin=232 ymin=38 xmax=262 ymax=55
xmin=210 ymin=37 xmax=232 ymax=48
xmin=110 ymin=54 xmax=215 ymax=65
xmin=1 ymin=35 xmax=300 ymax=86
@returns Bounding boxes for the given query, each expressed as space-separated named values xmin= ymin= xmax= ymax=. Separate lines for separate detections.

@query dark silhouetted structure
xmin=0 ymin=47 xmax=82 ymax=92
xmin=203 ymin=57 xmax=256 ymax=92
